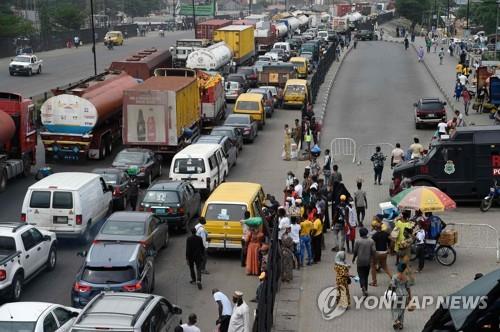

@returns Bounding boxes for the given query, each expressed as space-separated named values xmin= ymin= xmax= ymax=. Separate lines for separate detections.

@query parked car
xmin=237 ymin=66 xmax=258 ymax=88
xmin=112 ymin=148 xmax=161 ymax=186
xmin=211 ymin=126 xmax=244 ymax=151
xmin=0 ymin=302 xmax=80 ymax=332
xmin=140 ymin=180 xmax=201 ymax=232
xmin=247 ymin=87 xmax=275 ymax=117
xmin=92 ymin=168 xmax=130 ymax=210
xmin=226 ymin=73 xmax=248 ymax=91
xmin=9 ymin=54 xmax=42 ymax=76
xmin=225 ymin=81 xmax=245 ymax=102
xmin=69 ymin=292 xmax=182 ymax=332
xmin=0 ymin=223 xmax=57 ymax=301
xmin=71 ymin=241 xmax=155 ymax=308
xmin=94 ymin=212 xmax=169 ymax=251
xmin=413 ymin=98 xmax=447 ymax=129
xmin=224 ymin=114 xmax=258 ymax=143
xmin=196 ymin=135 xmax=238 ymax=168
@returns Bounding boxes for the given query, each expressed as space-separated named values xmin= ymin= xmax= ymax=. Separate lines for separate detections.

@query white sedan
xmin=0 ymin=302 xmax=80 ymax=332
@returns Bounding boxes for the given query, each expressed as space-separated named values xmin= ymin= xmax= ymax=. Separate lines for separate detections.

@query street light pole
xmin=496 ymin=0 xmax=499 ymax=57
xmin=90 ymin=0 xmax=97 ymax=76
xmin=192 ymin=0 xmax=196 ymax=33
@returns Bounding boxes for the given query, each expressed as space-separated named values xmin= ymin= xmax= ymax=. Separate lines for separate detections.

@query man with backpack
xmin=425 ymin=212 xmax=447 ymax=243
xmin=331 ymin=195 xmax=349 ymax=252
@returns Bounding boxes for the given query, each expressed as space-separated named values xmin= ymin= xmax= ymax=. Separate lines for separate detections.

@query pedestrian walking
xmin=437 ymin=117 xmax=448 ymax=138
xmin=390 ymin=263 xmax=412 ymax=330
xmin=195 ymin=217 xmax=209 ymax=274
xmin=299 ymin=216 xmax=313 ymax=266
xmin=432 ymin=37 xmax=438 ymax=53
xmin=354 ymin=181 xmax=367 ymax=226
xmin=425 ymin=37 xmax=431 ymax=53
xmin=181 ymin=313 xmax=201 ymax=332
xmin=281 ymin=232 xmax=296 ymax=282
xmin=391 ymin=143 xmax=405 ymax=168
xmin=186 ymin=228 xmax=204 ymax=290
xmin=459 ymin=49 xmax=467 ymax=65
xmin=417 ymin=46 xmax=424 ymax=62
xmin=228 ymin=291 xmax=250 ymax=332
xmin=293 ymin=118 xmax=302 ymax=146
xmin=334 ymin=251 xmax=351 ymax=309
xmin=290 ymin=216 xmax=301 ymax=265
xmin=127 ymin=173 xmax=139 ymax=210
xmin=438 ymin=47 xmax=444 ymax=65
xmin=393 ymin=210 xmax=413 ymax=264
xmin=455 ymin=63 xmax=463 ymax=78
xmin=345 ymin=202 xmax=357 ymax=253
xmin=283 ymin=124 xmax=291 ymax=161
xmin=415 ymin=221 xmax=426 ymax=273
xmin=455 ymin=109 xmax=465 ymax=127
xmin=213 ymin=289 xmax=233 ymax=332
xmin=245 ymin=227 xmax=264 ymax=275
xmin=462 ymin=88 xmax=471 ymax=115
xmin=458 ymin=72 xmax=468 ymax=87
xmin=454 ymin=80 xmax=463 ymax=101
xmin=335 ymin=45 xmax=341 ymax=61
xmin=278 ymin=207 xmax=290 ymax=240
xmin=331 ymin=195 xmax=348 ymax=251
xmin=370 ymin=146 xmax=386 ymax=185
xmin=409 ymin=137 xmax=424 ymax=159
xmin=311 ymin=212 xmax=323 ymax=263
xmin=477 ymin=85 xmax=488 ymax=113
xmin=404 ymin=37 xmax=409 ymax=50
xmin=352 ymin=228 xmax=375 ymax=296
xmin=323 ymin=149 xmax=332 ymax=185
xmin=309 ymin=157 xmax=320 ymax=177
xmin=239 ymin=211 xmax=251 ymax=267
xmin=370 ymin=223 xmax=392 ymax=287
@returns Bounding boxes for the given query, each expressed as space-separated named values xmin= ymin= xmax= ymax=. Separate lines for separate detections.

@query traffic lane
xmin=0 ymin=30 xmax=193 ymax=98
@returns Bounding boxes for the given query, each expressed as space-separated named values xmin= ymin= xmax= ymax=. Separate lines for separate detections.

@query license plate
xmin=53 ymin=216 xmax=68 ymax=224
xmin=155 ymin=208 xmax=165 ymax=214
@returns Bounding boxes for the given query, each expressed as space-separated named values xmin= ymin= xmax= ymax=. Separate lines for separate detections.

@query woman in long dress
xmin=281 ymin=234 xmax=296 ymax=282
xmin=390 ymin=263 xmax=412 ymax=330
xmin=246 ymin=228 xmax=264 ymax=275
xmin=334 ymin=251 xmax=351 ymax=309
xmin=283 ymin=124 xmax=292 ymax=161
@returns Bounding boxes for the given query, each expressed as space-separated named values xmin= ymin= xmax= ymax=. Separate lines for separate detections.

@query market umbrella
xmin=390 ymin=186 xmax=456 ymax=212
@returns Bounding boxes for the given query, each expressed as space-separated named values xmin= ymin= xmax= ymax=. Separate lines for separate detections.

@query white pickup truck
xmin=9 ymin=54 xmax=43 ymax=76
xmin=0 ymin=223 xmax=57 ymax=301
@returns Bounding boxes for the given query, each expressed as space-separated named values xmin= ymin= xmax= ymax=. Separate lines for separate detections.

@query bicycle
xmin=410 ymin=240 xmax=456 ymax=266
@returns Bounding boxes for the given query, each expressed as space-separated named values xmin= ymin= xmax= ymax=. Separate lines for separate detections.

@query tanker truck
xmin=0 ymin=92 xmax=37 ymax=192
xmin=186 ymin=42 xmax=233 ymax=73
xmin=40 ymin=71 xmax=138 ymax=161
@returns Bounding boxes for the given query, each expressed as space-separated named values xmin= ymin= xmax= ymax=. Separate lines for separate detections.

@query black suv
xmin=357 ymin=30 xmax=375 ymax=41
xmin=414 ymin=98 xmax=447 ymax=129
xmin=71 ymin=242 xmax=155 ymax=308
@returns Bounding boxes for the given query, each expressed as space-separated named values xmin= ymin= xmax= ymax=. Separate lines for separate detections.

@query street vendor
xmin=424 ymin=212 xmax=447 ymax=243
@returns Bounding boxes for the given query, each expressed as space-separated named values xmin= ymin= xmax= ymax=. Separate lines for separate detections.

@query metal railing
xmin=447 ymin=222 xmax=500 ymax=263
xmin=356 ymin=143 xmax=395 ymax=166
xmin=310 ymin=41 xmax=337 ymax=104
xmin=330 ymin=138 xmax=357 ymax=163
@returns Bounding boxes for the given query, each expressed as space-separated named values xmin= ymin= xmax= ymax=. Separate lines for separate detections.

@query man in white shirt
xmin=454 ymin=109 xmax=465 ymax=127
xmin=293 ymin=179 xmax=303 ymax=198
xmin=277 ymin=207 xmax=290 ymax=240
xmin=180 ymin=313 xmax=201 ymax=332
xmin=437 ymin=117 xmax=448 ymax=138
xmin=458 ymin=73 xmax=468 ymax=86
xmin=213 ymin=289 xmax=233 ymax=332
xmin=195 ymin=217 xmax=209 ymax=274
xmin=390 ymin=143 xmax=405 ymax=168
xmin=228 ymin=291 xmax=250 ymax=332
xmin=415 ymin=224 xmax=426 ymax=273
xmin=290 ymin=217 xmax=301 ymax=265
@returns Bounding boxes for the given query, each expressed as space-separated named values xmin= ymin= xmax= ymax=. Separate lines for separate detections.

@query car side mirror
xmin=172 ymin=305 xmax=183 ymax=315
xmin=43 ymin=235 xmax=51 ymax=242
xmin=77 ymin=251 xmax=87 ymax=257
xmin=413 ymin=103 xmax=418 ymax=107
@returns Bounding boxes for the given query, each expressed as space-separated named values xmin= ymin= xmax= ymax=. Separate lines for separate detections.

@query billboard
xmin=179 ymin=1 xmax=215 ymax=16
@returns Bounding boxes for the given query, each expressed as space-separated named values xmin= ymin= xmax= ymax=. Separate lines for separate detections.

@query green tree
xmin=0 ymin=1 xmax=35 ymax=37
xmin=395 ymin=0 xmax=432 ymax=25
xmin=122 ymin=0 xmax=160 ymax=17
xmin=52 ymin=1 xmax=86 ymax=31
xmin=456 ymin=1 xmax=497 ymax=34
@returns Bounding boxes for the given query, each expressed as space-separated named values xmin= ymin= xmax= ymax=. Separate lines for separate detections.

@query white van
xmin=273 ymin=42 xmax=291 ymax=54
xmin=21 ymin=172 xmax=113 ymax=242
xmin=170 ymin=144 xmax=229 ymax=196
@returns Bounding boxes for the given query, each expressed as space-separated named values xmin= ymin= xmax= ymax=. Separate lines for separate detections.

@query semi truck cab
xmin=392 ymin=126 xmax=500 ymax=200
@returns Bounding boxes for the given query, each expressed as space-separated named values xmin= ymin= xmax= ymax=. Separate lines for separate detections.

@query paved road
xmin=0 ymin=30 xmax=193 ymax=98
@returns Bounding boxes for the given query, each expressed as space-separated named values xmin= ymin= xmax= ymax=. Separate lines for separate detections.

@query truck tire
xmin=22 ymin=157 xmax=31 ymax=177
xmin=46 ymin=245 xmax=57 ymax=271
xmin=99 ymin=142 xmax=107 ymax=160
xmin=107 ymin=139 xmax=113 ymax=156
xmin=10 ymin=273 xmax=23 ymax=301
xmin=0 ymin=170 xmax=7 ymax=192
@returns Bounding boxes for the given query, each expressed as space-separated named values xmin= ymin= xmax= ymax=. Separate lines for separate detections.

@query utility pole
xmin=90 ymin=0 xmax=97 ymax=76
xmin=466 ymin=0 xmax=470 ymax=31
xmin=249 ymin=0 xmax=251 ymax=15
xmin=497 ymin=0 xmax=500 ymax=58
xmin=447 ymin=0 xmax=450 ymax=35
xmin=434 ymin=0 xmax=437 ymax=28
xmin=192 ymin=0 xmax=195 ymax=33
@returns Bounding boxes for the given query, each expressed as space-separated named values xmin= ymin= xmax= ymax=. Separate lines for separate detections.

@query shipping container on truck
xmin=258 ymin=64 xmax=297 ymax=88
xmin=213 ymin=25 xmax=255 ymax=66
xmin=255 ymin=29 xmax=276 ymax=55
xmin=197 ymin=70 xmax=226 ymax=126
xmin=0 ymin=92 xmax=37 ymax=192
xmin=122 ymin=68 xmax=201 ymax=155
xmin=40 ymin=72 xmax=138 ymax=162
xmin=195 ymin=19 xmax=232 ymax=40
xmin=108 ymin=48 xmax=172 ymax=81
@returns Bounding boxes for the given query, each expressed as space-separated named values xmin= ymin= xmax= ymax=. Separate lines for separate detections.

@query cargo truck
xmin=0 ymin=92 xmax=37 ymax=192
xmin=213 ymin=25 xmax=255 ymax=66
xmin=122 ymin=68 xmax=201 ymax=155
xmin=109 ymin=48 xmax=172 ymax=81
xmin=255 ymin=29 xmax=276 ymax=55
xmin=40 ymin=72 xmax=138 ymax=161
xmin=195 ymin=19 xmax=232 ymax=40
xmin=169 ymin=39 xmax=211 ymax=68
xmin=186 ymin=42 xmax=233 ymax=73
xmin=197 ymin=70 xmax=226 ymax=125
xmin=258 ymin=64 xmax=297 ymax=88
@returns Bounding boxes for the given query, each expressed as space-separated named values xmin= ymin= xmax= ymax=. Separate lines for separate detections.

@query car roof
xmin=197 ymin=135 xmax=226 ymax=143
xmin=92 ymin=168 xmax=124 ymax=175
xmin=227 ymin=113 xmax=250 ymax=118
xmin=87 ymin=241 xmax=142 ymax=266
xmin=148 ymin=180 xmax=184 ymax=190
xmin=0 ymin=222 xmax=31 ymax=235
xmin=212 ymin=126 xmax=236 ymax=131
xmin=107 ymin=211 xmax=152 ymax=222
xmin=0 ymin=302 xmax=54 ymax=321
xmin=206 ymin=182 xmax=262 ymax=203
xmin=236 ymin=93 xmax=263 ymax=101
xmin=74 ymin=293 xmax=158 ymax=328
xmin=29 ymin=172 xmax=101 ymax=191
xmin=420 ymin=98 xmax=443 ymax=103
xmin=175 ymin=144 xmax=221 ymax=157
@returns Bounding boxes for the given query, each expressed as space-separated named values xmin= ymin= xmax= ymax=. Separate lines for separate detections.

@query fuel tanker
xmin=186 ymin=42 xmax=233 ymax=72
xmin=40 ymin=71 xmax=138 ymax=161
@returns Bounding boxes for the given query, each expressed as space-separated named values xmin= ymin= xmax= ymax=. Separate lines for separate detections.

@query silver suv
xmin=70 ymin=292 xmax=182 ymax=332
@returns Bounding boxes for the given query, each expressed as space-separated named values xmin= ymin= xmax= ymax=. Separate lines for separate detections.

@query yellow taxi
xmin=233 ymin=93 xmax=266 ymax=129
xmin=104 ymin=31 xmax=124 ymax=46
xmin=283 ymin=79 xmax=309 ymax=108
xmin=289 ymin=57 xmax=309 ymax=79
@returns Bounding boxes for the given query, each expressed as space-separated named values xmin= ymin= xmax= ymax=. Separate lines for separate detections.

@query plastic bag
xmin=244 ymin=217 xmax=263 ymax=228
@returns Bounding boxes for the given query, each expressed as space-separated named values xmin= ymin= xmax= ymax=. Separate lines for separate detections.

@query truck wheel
xmin=22 ymin=158 xmax=31 ymax=177
xmin=99 ymin=143 xmax=107 ymax=160
xmin=10 ymin=273 xmax=23 ymax=301
xmin=46 ymin=246 xmax=57 ymax=271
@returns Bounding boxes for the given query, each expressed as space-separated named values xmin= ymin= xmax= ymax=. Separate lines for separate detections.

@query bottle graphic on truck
xmin=147 ymin=114 xmax=156 ymax=142
xmin=137 ymin=109 xmax=146 ymax=141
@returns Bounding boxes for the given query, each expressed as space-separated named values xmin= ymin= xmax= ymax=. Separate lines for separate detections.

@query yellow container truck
xmin=213 ymin=25 xmax=255 ymax=66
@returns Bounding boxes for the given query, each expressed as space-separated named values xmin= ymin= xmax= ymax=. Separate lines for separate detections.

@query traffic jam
xmin=0 ymin=9 xmax=345 ymax=332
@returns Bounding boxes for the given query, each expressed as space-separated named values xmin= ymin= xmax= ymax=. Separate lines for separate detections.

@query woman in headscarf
xmin=334 ymin=251 xmax=351 ymax=309
xmin=390 ymin=263 xmax=412 ymax=330
xmin=281 ymin=228 xmax=297 ymax=282
xmin=246 ymin=227 xmax=264 ymax=275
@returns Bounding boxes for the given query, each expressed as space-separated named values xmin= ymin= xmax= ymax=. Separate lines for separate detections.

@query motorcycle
xmin=480 ymin=180 xmax=500 ymax=212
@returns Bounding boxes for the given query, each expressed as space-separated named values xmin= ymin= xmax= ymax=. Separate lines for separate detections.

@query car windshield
xmin=226 ymin=116 xmax=249 ymax=125
xmin=236 ymin=101 xmax=259 ymax=111
xmin=82 ymin=266 xmax=135 ymax=284
xmin=114 ymin=151 xmax=145 ymax=164
xmin=0 ymin=322 xmax=36 ymax=332
xmin=419 ymin=102 xmax=443 ymax=111
xmin=225 ymin=81 xmax=239 ymax=90
xmin=100 ymin=220 xmax=145 ymax=236
xmin=205 ymin=203 xmax=247 ymax=221
xmin=13 ymin=56 xmax=30 ymax=63
xmin=173 ymin=158 xmax=205 ymax=174
xmin=98 ymin=173 xmax=119 ymax=184
xmin=291 ymin=61 xmax=305 ymax=68
xmin=286 ymin=85 xmax=305 ymax=93
xmin=143 ymin=190 xmax=179 ymax=203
